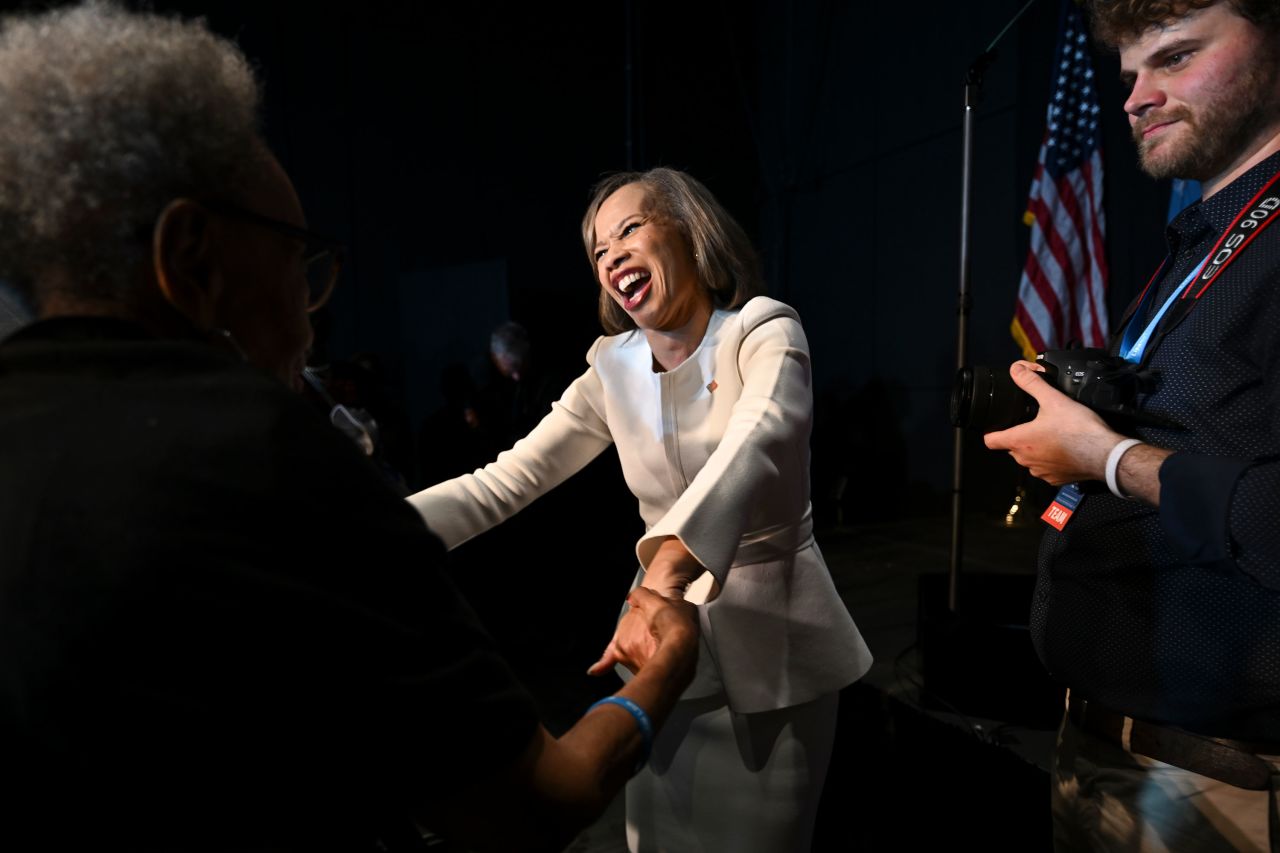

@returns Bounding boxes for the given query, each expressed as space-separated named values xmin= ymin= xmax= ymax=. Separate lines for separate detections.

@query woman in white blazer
xmin=409 ymin=168 xmax=871 ymax=852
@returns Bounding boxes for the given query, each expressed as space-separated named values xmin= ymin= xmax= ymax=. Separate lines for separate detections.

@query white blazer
xmin=409 ymin=296 xmax=872 ymax=713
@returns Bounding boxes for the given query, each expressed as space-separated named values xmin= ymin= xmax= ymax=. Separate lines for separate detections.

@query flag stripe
xmin=1078 ymin=154 xmax=1109 ymax=344
xmin=1022 ymin=250 xmax=1068 ymax=346
xmin=1028 ymin=192 xmax=1081 ymax=342
xmin=1052 ymin=175 xmax=1090 ymax=343
xmin=1012 ymin=0 xmax=1108 ymax=356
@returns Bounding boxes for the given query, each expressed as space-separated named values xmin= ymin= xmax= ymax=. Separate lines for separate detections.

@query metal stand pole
xmin=949 ymin=0 xmax=1040 ymax=613
xmin=950 ymin=56 xmax=989 ymax=613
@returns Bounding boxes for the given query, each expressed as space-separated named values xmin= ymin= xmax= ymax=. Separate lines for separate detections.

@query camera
xmin=950 ymin=348 xmax=1142 ymax=432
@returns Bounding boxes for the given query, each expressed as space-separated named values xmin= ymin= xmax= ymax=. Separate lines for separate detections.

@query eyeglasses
xmin=199 ymin=198 xmax=345 ymax=312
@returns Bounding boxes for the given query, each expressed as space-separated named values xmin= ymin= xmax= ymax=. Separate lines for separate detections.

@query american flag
xmin=1011 ymin=0 xmax=1108 ymax=360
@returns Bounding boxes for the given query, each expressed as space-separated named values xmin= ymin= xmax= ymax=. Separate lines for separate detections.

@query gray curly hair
xmin=0 ymin=1 xmax=265 ymax=309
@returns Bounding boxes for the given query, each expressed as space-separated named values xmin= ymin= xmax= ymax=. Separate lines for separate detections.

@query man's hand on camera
xmin=983 ymin=360 xmax=1121 ymax=486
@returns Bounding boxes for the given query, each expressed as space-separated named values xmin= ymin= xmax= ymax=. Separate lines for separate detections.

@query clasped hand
xmin=587 ymin=587 xmax=698 ymax=677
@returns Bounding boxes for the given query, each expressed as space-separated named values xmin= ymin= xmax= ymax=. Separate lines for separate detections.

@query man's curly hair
xmin=1087 ymin=0 xmax=1280 ymax=47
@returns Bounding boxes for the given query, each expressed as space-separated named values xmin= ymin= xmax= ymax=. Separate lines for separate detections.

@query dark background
xmin=0 ymin=0 xmax=1177 ymax=507
xmin=105 ymin=0 xmax=1173 ymax=516
xmin=0 ymin=0 xmax=1178 ymax=717
xmin=0 ymin=1 xmax=1182 ymax=847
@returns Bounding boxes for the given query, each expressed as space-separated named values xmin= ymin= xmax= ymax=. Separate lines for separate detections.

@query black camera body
xmin=950 ymin=348 xmax=1142 ymax=432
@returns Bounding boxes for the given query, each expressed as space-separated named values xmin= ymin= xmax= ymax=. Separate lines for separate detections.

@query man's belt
xmin=1067 ymin=693 xmax=1277 ymax=790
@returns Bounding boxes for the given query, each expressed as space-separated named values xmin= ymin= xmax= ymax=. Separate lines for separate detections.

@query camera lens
xmin=949 ymin=367 xmax=978 ymax=427
xmin=950 ymin=365 xmax=1037 ymax=431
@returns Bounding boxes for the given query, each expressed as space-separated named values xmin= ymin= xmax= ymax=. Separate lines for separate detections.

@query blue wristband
xmin=589 ymin=696 xmax=653 ymax=772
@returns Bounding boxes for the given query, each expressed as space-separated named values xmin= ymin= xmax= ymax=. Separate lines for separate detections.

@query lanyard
xmin=1120 ymin=255 xmax=1207 ymax=363
xmin=1117 ymin=165 xmax=1280 ymax=366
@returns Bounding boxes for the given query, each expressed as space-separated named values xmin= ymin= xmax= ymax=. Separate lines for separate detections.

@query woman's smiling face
xmin=592 ymin=183 xmax=706 ymax=333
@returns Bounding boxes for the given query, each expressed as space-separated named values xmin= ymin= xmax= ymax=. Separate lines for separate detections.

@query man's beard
xmin=1132 ymin=56 xmax=1280 ymax=182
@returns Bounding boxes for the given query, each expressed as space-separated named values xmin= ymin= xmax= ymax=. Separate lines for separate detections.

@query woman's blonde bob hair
xmin=581 ymin=167 xmax=765 ymax=335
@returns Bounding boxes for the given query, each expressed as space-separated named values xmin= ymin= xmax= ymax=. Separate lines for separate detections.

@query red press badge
xmin=1042 ymin=483 xmax=1084 ymax=530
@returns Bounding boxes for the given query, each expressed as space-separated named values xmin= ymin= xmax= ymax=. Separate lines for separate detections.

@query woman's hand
xmin=587 ymin=586 xmax=699 ymax=678
xmin=641 ymin=537 xmax=719 ymax=602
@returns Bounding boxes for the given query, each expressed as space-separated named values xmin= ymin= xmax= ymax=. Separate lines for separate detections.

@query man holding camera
xmin=985 ymin=0 xmax=1280 ymax=848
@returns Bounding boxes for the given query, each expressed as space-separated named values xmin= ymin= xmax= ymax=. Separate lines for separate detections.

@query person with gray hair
xmin=479 ymin=320 xmax=565 ymax=447
xmin=0 ymin=3 xmax=699 ymax=851
xmin=490 ymin=321 xmax=532 ymax=381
